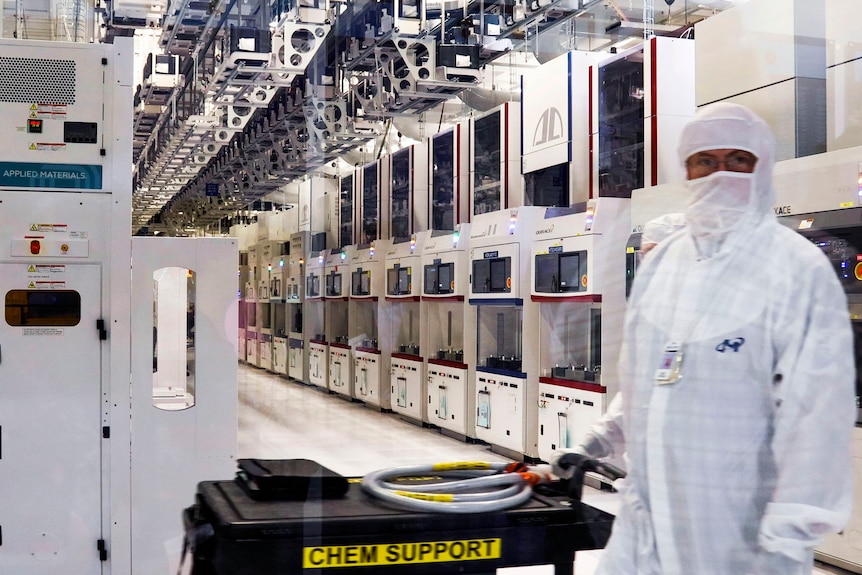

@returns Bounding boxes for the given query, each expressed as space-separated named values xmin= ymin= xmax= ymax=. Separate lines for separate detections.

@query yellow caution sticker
xmin=302 ymin=538 xmax=502 ymax=568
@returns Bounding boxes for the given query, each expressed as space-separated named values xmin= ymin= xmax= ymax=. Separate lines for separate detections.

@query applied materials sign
xmin=0 ymin=162 xmax=102 ymax=190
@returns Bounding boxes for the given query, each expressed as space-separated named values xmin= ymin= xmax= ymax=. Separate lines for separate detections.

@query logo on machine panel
xmin=533 ymin=107 xmax=564 ymax=146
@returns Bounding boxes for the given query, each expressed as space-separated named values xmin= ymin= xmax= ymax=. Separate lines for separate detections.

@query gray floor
xmin=237 ymin=363 xmax=855 ymax=575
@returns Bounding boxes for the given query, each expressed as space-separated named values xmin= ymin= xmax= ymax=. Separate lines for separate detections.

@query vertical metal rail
xmin=643 ymin=0 xmax=654 ymax=39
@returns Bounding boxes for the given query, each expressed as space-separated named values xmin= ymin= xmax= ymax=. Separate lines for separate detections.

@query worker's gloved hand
xmin=550 ymin=449 xmax=590 ymax=479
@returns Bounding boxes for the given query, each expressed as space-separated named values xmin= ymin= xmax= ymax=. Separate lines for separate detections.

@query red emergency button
xmin=30 ymin=239 xmax=41 ymax=254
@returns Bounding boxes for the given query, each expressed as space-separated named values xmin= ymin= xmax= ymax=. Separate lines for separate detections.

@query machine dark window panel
xmin=474 ymin=111 xmax=502 ymax=215
xmin=362 ymin=163 xmax=379 ymax=243
xmin=339 ymin=175 xmax=353 ymax=249
xmin=388 ymin=268 xmax=399 ymax=295
xmin=525 ymin=162 xmax=569 ymax=207
xmin=534 ymin=253 xmax=558 ymax=293
xmin=438 ymin=263 xmax=453 ymax=294
xmin=397 ymin=267 xmax=410 ymax=294
xmin=423 ymin=265 xmax=437 ymax=295
xmin=559 ymin=252 xmax=585 ymax=292
xmin=391 ymin=149 xmax=411 ymax=238
xmin=472 ymin=259 xmax=490 ymax=293
xmin=489 ymin=258 xmax=509 ymax=292
xmin=5 ymin=289 xmax=81 ymax=326
xmin=597 ymin=50 xmax=645 ymax=198
xmin=432 ymin=132 xmax=455 ymax=231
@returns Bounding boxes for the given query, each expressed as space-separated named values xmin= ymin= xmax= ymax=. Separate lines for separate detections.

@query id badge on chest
xmin=654 ymin=341 xmax=684 ymax=385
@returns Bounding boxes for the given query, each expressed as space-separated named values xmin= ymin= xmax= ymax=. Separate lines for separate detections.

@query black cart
xmin=182 ymin=460 xmax=616 ymax=575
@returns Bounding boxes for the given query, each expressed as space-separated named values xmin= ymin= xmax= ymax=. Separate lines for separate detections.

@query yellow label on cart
xmin=302 ymin=538 xmax=502 ymax=568
xmin=393 ymin=490 xmax=453 ymax=502
xmin=431 ymin=461 xmax=491 ymax=471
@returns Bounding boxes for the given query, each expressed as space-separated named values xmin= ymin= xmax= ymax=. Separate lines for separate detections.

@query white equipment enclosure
xmin=307 ymin=248 xmax=328 ymax=388
xmin=0 ymin=38 xmax=237 ymax=575
xmin=468 ymin=207 xmax=547 ymax=460
xmin=530 ymin=199 xmax=629 ymax=463
xmin=385 ymin=232 xmax=430 ymax=423
xmin=421 ymin=225 xmax=476 ymax=439
xmin=349 ymin=239 xmax=392 ymax=408
xmin=286 ymin=232 xmax=309 ymax=381
xmin=325 ymin=246 xmax=353 ymax=397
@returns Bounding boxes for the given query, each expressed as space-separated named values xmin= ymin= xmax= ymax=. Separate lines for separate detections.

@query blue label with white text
xmin=0 ymin=162 xmax=102 ymax=189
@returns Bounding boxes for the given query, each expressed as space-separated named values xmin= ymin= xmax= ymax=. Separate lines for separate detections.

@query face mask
xmin=685 ymin=171 xmax=756 ymax=240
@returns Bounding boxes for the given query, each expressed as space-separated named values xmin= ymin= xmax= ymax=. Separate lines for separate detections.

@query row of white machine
xmin=238 ymin=144 xmax=862 ymax=465
xmin=240 ymin=200 xmax=626 ymax=464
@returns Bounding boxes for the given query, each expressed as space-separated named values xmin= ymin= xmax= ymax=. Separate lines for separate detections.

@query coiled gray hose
xmin=361 ymin=461 xmax=553 ymax=514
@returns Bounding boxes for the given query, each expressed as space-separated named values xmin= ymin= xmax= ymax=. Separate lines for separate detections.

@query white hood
xmin=677 ymin=103 xmax=777 ymax=255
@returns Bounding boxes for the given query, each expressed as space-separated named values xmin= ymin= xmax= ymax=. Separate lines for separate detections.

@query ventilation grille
xmin=0 ymin=57 xmax=76 ymax=104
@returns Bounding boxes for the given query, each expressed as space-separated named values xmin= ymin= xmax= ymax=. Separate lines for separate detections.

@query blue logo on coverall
xmin=715 ymin=338 xmax=745 ymax=353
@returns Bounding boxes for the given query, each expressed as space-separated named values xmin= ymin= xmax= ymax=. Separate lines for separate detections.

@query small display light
xmin=27 ymin=118 xmax=43 ymax=134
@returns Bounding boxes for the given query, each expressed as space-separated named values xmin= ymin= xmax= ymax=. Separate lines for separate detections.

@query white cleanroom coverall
xmin=550 ymin=213 xmax=686 ymax=469
xmin=598 ymin=103 xmax=856 ymax=575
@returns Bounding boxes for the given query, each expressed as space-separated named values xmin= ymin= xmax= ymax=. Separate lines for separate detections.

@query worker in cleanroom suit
xmin=551 ymin=213 xmax=687 ymax=469
xmin=595 ymin=103 xmax=855 ymax=575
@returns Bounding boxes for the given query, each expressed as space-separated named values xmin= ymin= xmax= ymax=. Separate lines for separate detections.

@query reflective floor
xmin=237 ymin=363 xmax=853 ymax=575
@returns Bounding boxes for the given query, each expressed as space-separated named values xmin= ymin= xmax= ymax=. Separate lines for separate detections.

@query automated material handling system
xmin=530 ymin=199 xmax=630 ymax=463
xmin=349 ymin=239 xmax=393 ymax=408
xmin=468 ymin=207 xmax=548 ymax=460
xmin=421 ymin=224 xmax=477 ymax=440
xmin=385 ymin=232 xmax=430 ymax=424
